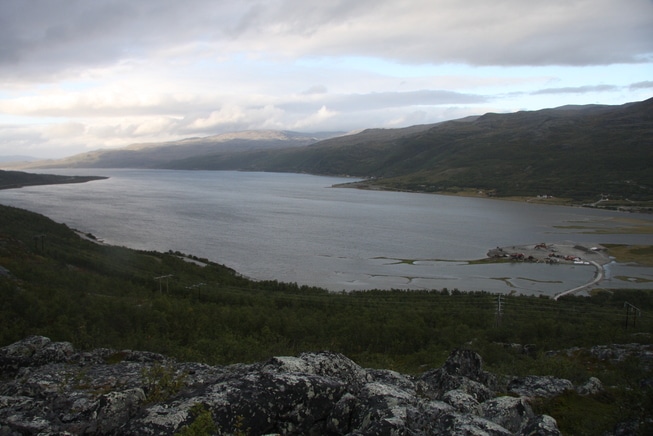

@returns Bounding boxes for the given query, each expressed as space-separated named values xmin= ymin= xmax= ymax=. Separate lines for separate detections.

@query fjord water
xmin=1 ymin=169 xmax=652 ymax=295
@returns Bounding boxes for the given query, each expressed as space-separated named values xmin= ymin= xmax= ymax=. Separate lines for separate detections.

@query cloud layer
xmin=0 ymin=0 xmax=651 ymax=157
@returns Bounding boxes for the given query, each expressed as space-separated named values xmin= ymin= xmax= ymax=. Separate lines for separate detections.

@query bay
xmin=1 ymin=168 xmax=652 ymax=295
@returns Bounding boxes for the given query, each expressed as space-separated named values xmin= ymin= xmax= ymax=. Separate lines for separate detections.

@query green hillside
xmin=1 ymin=203 xmax=653 ymax=433
xmin=166 ymin=98 xmax=653 ymax=205
xmin=0 ymin=202 xmax=651 ymax=368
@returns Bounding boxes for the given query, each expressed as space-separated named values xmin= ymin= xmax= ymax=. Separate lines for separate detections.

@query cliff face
xmin=0 ymin=336 xmax=581 ymax=435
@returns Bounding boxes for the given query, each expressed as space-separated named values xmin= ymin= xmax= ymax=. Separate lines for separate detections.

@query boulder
xmin=576 ymin=376 xmax=604 ymax=396
xmin=418 ymin=348 xmax=496 ymax=402
xmin=520 ymin=414 xmax=562 ymax=436
xmin=0 ymin=335 xmax=73 ymax=374
xmin=481 ymin=396 xmax=535 ymax=433
xmin=507 ymin=375 xmax=574 ymax=398
xmin=442 ymin=389 xmax=481 ymax=414
xmin=434 ymin=413 xmax=514 ymax=435
xmin=0 ymin=337 xmax=564 ymax=435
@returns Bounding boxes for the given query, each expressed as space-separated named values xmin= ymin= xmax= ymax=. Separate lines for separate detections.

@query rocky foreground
xmin=0 ymin=336 xmax=615 ymax=435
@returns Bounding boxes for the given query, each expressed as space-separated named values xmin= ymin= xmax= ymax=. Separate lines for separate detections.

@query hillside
xmin=15 ymin=130 xmax=340 ymax=169
xmin=10 ymin=98 xmax=653 ymax=204
xmin=1 ymin=203 xmax=652 ymax=434
xmin=166 ymin=99 xmax=653 ymax=203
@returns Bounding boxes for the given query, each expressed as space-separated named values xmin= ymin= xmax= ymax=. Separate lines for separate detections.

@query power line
xmin=154 ymin=274 xmax=173 ymax=293
xmin=495 ymin=294 xmax=503 ymax=327
xmin=624 ymin=301 xmax=642 ymax=330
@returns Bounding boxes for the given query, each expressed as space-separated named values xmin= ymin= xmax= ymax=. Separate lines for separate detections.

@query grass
xmin=604 ymin=244 xmax=653 ymax=267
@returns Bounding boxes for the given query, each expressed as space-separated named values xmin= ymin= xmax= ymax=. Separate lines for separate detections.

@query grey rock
xmin=0 ymin=336 xmax=73 ymax=374
xmin=575 ymin=376 xmax=603 ymax=396
xmin=550 ymin=343 xmax=653 ymax=372
xmin=418 ymin=348 xmax=497 ymax=402
xmin=507 ymin=375 xmax=573 ymax=398
xmin=418 ymin=367 xmax=495 ymax=403
xmin=442 ymin=389 xmax=481 ymax=414
xmin=519 ymin=414 xmax=562 ymax=435
xmin=435 ymin=412 xmax=514 ymax=435
xmin=481 ymin=396 xmax=534 ymax=433
xmin=0 ymin=337 xmax=564 ymax=435
xmin=261 ymin=350 xmax=371 ymax=391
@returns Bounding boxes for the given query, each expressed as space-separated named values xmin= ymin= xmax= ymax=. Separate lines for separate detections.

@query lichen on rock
xmin=0 ymin=338 xmax=566 ymax=435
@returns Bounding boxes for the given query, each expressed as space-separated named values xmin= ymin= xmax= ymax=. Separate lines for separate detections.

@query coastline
xmin=333 ymin=180 xmax=653 ymax=214
xmin=486 ymin=242 xmax=611 ymax=299
xmin=0 ymin=170 xmax=108 ymax=191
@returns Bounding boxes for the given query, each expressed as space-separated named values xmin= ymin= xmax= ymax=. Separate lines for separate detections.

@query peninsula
xmin=487 ymin=242 xmax=611 ymax=299
xmin=0 ymin=169 xmax=107 ymax=190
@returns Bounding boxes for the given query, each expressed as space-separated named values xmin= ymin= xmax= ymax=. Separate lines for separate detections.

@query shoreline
xmin=333 ymin=180 xmax=653 ymax=214
xmin=486 ymin=242 xmax=611 ymax=299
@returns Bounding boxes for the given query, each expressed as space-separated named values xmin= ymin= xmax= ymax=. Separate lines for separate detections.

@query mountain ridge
xmin=164 ymin=98 xmax=653 ymax=203
xmin=13 ymin=129 xmax=343 ymax=170
xmin=9 ymin=98 xmax=653 ymax=203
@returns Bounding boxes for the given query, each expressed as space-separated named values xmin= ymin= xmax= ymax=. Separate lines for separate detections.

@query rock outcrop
xmin=0 ymin=337 xmax=574 ymax=435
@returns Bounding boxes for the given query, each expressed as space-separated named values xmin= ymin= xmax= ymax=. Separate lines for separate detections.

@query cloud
xmin=531 ymin=85 xmax=619 ymax=95
xmin=291 ymin=105 xmax=337 ymax=129
xmin=280 ymin=90 xmax=487 ymax=113
xmin=45 ymin=122 xmax=86 ymax=138
xmin=1 ymin=0 xmax=651 ymax=84
xmin=301 ymin=85 xmax=328 ymax=95
xmin=185 ymin=105 xmax=286 ymax=134
xmin=629 ymin=81 xmax=653 ymax=90
xmin=0 ymin=0 xmax=650 ymax=157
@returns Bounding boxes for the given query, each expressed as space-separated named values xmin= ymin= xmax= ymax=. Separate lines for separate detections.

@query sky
xmin=0 ymin=0 xmax=652 ymax=158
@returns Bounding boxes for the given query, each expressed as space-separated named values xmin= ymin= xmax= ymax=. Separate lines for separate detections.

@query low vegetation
xmin=164 ymin=98 xmax=653 ymax=207
xmin=1 ymin=203 xmax=652 ymax=434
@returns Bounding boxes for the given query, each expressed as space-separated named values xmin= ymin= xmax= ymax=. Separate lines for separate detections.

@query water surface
xmin=1 ymin=169 xmax=651 ymax=294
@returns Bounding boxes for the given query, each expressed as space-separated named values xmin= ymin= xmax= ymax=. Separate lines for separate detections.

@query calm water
xmin=1 ymin=169 xmax=652 ymax=295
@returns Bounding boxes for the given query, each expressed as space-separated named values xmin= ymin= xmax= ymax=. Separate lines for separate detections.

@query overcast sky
xmin=1 ymin=0 xmax=652 ymax=158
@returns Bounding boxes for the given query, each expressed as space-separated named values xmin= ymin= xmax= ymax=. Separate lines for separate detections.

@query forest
xmin=1 ymin=203 xmax=652 ymax=433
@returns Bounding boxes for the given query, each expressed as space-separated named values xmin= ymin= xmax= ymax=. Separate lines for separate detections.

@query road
xmin=553 ymin=260 xmax=604 ymax=300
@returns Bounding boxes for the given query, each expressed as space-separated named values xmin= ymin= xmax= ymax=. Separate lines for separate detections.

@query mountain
xmin=11 ymin=98 xmax=653 ymax=203
xmin=163 ymin=98 xmax=653 ymax=203
xmin=17 ymin=130 xmax=341 ymax=169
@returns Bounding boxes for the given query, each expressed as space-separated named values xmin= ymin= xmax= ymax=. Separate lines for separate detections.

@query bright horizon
xmin=1 ymin=0 xmax=652 ymax=159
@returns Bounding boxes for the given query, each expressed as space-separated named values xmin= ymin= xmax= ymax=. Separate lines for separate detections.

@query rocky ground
xmin=1 ymin=336 xmax=636 ymax=435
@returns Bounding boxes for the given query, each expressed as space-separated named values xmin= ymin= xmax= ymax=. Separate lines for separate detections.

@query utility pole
xmin=186 ymin=282 xmax=205 ymax=299
xmin=154 ymin=274 xmax=173 ymax=293
xmin=33 ymin=234 xmax=45 ymax=252
xmin=495 ymin=294 xmax=503 ymax=327
xmin=624 ymin=301 xmax=641 ymax=330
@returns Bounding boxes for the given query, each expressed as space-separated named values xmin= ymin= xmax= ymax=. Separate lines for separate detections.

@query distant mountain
xmin=12 ymin=99 xmax=653 ymax=203
xmin=17 ymin=130 xmax=341 ymax=169
xmin=163 ymin=123 xmax=441 ymax=172
xmin=162 ymin=98 xmax=653 ymax=203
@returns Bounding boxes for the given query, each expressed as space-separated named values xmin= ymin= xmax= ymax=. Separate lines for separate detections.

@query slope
xmin=15 ymin=130 xmax=339 ymax=169
xmin=165 ymin=98 xmax=653 ymax=202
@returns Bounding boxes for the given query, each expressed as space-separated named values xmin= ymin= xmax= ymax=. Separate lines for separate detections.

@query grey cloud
xmin=0 ymin=0 xmax=237 ymax=80
xmin=281 ymin=90 xmax=487 ymax=112
xmin=630 ymin=81 xmax=653 ymax=89
xmin=301 ymin=85 xmax=328 ymax=95
xmin=1 ymin=0 xmax=651 ymax=83
xmin=531 ymin=85 xmax=618 ymax=95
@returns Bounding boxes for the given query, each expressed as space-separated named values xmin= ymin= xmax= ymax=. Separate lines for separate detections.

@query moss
xmin=532 ymin=391 xmax=618 ymax=436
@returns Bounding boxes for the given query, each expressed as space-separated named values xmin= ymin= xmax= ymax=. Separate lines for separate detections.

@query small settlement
xmin=487 ymin=242 xmax=611 ymax=266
